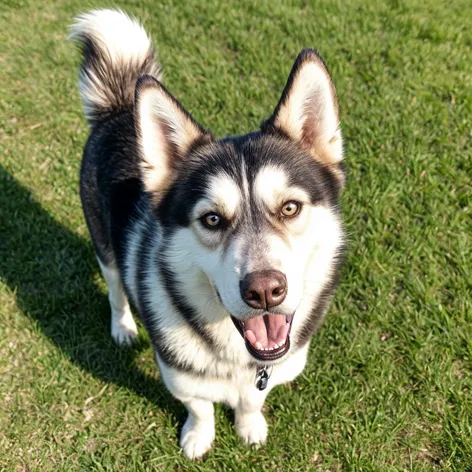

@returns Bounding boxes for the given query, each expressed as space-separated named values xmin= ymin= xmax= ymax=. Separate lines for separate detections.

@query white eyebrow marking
xmin=192 ymin=173 xmax=241 ymax=220
xmin=254 ymin=166 xmax=288 ymax=209
xmin=254 ymin=165 xmax=313 ymax=212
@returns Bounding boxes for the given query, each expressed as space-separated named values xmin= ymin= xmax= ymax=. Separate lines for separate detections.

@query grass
xmin=0 ymin=0 xmax=471 ymax=470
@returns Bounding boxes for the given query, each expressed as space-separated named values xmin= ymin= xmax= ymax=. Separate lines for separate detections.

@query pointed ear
xmin=263 ymin=49 xmax=343 ymax=167
xmin=135 ymin=75 xmax=212 ymax=197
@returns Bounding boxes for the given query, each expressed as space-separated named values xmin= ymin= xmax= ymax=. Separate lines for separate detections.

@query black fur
xmin=77 ymin=30 xmax=346 ymax=375
xmin=157 ymin=134 xmax=341 ymax=229
xmin=75 ymin=38 xmax=160 ymax=125
xmin=80 ymin=110 xmax=143 ymax=264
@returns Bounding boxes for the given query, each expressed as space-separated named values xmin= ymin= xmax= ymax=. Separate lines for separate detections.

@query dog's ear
xmin=135 ymin=75 xmax=212 ymax=196
xmin=262 ymin=49 xmax=343 ymax=167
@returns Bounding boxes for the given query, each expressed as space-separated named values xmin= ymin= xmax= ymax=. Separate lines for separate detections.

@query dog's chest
xmin=157 ymin=343 xmax=309 ymax=408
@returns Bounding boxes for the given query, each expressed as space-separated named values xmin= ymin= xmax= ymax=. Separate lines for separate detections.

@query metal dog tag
xmin=255 ymin=365 xmax=272 ymax=391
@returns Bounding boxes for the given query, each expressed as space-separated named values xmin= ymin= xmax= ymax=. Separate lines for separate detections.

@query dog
xmin=70 ymin=9 xmax=346 ymax=459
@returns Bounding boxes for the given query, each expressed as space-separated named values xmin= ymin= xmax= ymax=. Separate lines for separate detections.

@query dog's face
xmin=135 ymin=49 xmax=345 ymax=362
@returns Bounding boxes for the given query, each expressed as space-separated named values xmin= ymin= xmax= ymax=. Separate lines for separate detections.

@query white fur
xmin=192 ymin=174 xmax=242 ymax=247
xmin=180 ymin=399 xmax=215 ymax=459
xmin=236 ymin=412 xmax=268 ymax=445
xmin=76 ymin=10 xmax=345 ymax=460
xmin=143 ymin=229 xmax=250 ymax=374
xmin=252 ymin=164 xmax=343 ymax=323
xmin=193 ymin=174 xmax=241 ymax=220
xmin=133 ymin=202 xmax=329 ymax=375
xmin=117 ymin=165 xmax=342 ymax=459
xmin=254 ymin=165 xmax=311 ymax=212
xmin=70 ymin=10 xmax=153 ymax=65
xmin=274 ymin=60 xmax=343 ymax=165
xmin=166 ymin=165 xmax=343 ymax=323
xmin=263 ymin=200 xmax=343 ymax=317
xmin=253 ymin=165 xmax=289 ymax=210
xmin=98 ymin=259 xmax=138 ymax=346
xmin=133 ymin=166 xmax=340 ymax=460
xmin=157 ymin=343 xmax=309 ymax=454
xmin=69 ymin=9 xmax=161 ymax=122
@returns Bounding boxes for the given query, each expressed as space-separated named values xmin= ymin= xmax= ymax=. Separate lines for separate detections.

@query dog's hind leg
xmin=98 ymin=258 xmax=138 ymax=346
xmin=180 ymin=398 xmax=215 ymax=460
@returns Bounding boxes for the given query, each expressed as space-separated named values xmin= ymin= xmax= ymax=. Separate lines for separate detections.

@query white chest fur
xmin=156 ymin=342 xmax=309 ymax=408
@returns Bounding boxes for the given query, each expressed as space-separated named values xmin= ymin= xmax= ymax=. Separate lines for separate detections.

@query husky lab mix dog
xmin=70 ymin=9 xmax=346 ymax=459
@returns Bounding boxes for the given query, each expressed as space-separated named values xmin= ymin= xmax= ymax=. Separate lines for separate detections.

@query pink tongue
xmin=244 ymin=314 xmax=289 ymax=349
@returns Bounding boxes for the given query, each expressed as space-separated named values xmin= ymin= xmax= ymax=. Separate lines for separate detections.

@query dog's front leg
xmin=180 ymin=398 xmax=215 ymax=460
xmin=235 ymin=389 xmax=268 ymax=446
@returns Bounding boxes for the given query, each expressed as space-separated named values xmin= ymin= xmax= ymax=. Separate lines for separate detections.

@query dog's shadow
xmin=0 ymin=165 xmax=183 ymax=418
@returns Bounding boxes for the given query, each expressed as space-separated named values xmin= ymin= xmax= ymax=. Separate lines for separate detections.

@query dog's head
xmin=135 ymin=49 xmax=345 ymax=363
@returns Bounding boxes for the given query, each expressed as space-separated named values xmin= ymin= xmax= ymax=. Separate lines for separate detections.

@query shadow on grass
xmin=0 ymin=165 xmax=184 ymax=419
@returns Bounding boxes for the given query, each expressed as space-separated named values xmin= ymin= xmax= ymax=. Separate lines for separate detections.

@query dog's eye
xmin=201 ymin=213 xmax=223 ymax=229
xmin=281 ymin=201 xmax=301 ymax=218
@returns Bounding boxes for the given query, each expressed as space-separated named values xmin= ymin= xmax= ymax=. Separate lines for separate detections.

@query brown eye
xmin=281 ymin=201 xmax=301 ymax=218
xmin=202 ymin=213 xmax=222 ymax=229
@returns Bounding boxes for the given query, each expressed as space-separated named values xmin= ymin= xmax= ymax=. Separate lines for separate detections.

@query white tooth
xmin=273 ymin=343 xmax=279 ymax=349
xmin=280 ymin=339 xmax=285 ymax=346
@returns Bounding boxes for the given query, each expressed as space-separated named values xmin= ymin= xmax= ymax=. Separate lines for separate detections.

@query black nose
xmin=239 ymin=270 xmax=287 ymax=310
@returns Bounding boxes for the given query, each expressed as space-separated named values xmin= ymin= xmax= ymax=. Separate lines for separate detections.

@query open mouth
xmin=231 ymin=313 xmax=294 ymax=361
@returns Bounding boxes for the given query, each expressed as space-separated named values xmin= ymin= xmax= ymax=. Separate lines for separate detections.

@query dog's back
xmin=70 ymin=10 xmax=164 ymax=345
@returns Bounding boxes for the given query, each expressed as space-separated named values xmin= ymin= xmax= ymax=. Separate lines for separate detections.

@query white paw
xmin=236 ymin=412 xmax=268 ymax=446
xmin=111 ymin=311 xmax=138 ymax=346
xmin=180 ymin=417 xmax=215 ymax=460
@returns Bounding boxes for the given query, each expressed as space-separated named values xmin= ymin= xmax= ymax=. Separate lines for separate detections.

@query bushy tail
xmin=69 ymin=9 xmax=161 ymax=125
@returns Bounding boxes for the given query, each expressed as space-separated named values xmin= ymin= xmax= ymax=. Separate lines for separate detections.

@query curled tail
xmin=69 ymin=9 xmax=161 ymax=125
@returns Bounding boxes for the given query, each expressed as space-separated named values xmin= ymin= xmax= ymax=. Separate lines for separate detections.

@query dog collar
xmin=255 ymin=365 xmax=273 ymax=391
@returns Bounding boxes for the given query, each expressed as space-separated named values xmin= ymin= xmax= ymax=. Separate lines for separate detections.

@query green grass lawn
xmin=1 ymin=0 xmax=471 ymax=470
